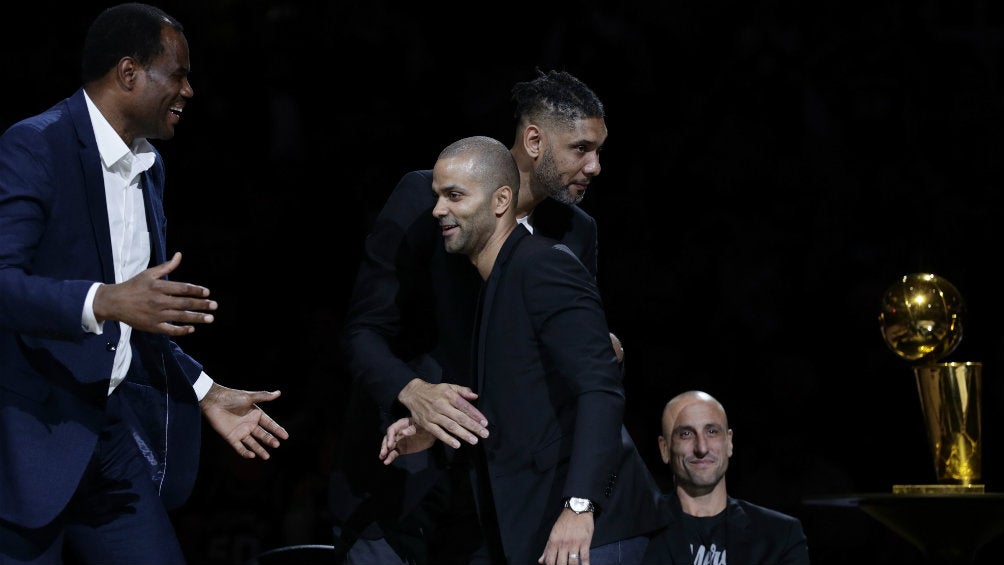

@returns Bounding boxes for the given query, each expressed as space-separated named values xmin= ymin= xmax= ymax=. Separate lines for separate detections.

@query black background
xmin=5 ymin=1 xmax=1004 ymax=563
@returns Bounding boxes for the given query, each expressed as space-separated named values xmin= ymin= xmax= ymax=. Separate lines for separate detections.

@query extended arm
xmin=342 ymin=171 xmax=488 ymax=446
xmin=200 ymin=383 xmax=289 ymax=459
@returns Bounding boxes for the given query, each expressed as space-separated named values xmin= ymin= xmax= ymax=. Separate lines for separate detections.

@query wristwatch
xmin=564 ymin=497 xmax=595 ymax=514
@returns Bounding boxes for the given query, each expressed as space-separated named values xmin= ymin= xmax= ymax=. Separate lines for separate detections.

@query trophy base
xmin=893 ymin=484 xmax=985 ymax=494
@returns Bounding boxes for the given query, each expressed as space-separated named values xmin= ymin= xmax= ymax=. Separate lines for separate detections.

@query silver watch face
xmin=569 ymin=497 xmax=591 ymax=512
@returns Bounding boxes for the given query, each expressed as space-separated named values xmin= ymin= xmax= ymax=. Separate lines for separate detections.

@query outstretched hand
xmin=397 ymin=378 xmax=489 ymax=448
xmin=201 ymin=383 xmax=289 ymax=459
xmin=92 ymin=251 xmax=217 ymax=336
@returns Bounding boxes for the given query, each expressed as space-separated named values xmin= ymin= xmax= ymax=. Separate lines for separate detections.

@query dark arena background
xmin=4 ymin=2 xmax=1004 ymax=563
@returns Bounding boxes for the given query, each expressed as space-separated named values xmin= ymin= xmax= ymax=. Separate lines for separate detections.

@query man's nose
xmin=584 ymin=153 xmax=601 ymax=176
xmin=693 ymin=436 xmax=709 ymax=456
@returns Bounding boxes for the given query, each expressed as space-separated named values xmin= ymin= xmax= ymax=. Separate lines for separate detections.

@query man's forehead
xmin=561 ymin=116 xmax=607 ymax=143
xmin=666 ymin=397 xmax=726 ymax=429
xmin=542 ymin=116 xmax=606 ymax=144
xmin=433 ymin=158 xmax=481 ymax=193
xmin=436 ymin=154 xmax=479 ymax=173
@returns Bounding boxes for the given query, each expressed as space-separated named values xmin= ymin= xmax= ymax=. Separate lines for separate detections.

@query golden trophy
xmin=878 ymin=273 xmax=984 ymax=494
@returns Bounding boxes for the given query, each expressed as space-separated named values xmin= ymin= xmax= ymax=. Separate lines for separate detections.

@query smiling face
xmin=431 ymin=154 xmax=499 ymax=258
xmin=659 ymin=392 xmax=734 ymax=497
xmin=532 ymin=116 xmax=606 ymax=205
xmin=130 ymin=25 xmax=193 ymax=142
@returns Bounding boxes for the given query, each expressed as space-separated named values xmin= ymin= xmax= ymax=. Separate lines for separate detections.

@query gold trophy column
xmin=878 ymin=273 xmax=984 ymax=493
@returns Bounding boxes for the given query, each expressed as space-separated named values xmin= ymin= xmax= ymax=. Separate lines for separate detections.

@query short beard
xmin=537 ymin=146 xmax=583 ymax=206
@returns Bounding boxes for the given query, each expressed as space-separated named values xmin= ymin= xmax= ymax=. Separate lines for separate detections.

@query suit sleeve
xmin=0 ymin=116 xmax=94 ymax=337
xmin=522 ymin=243 xmax=625 ymax=505
xmin=341 ymin=170 xmax=437 ymax=413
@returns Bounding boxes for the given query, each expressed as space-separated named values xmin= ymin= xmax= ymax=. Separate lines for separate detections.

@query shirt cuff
xmin=194 ymin=373 xmax=214 ymax=401
xmin=82 ymin=282 xmax=103 ymax=334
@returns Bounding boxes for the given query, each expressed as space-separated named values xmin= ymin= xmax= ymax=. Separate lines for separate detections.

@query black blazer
xmin=473 ymin=226 xmax=665 ymax=564
xmin=642 ymin=492 xmax=811 ymax=565
xmin=332 ymin=169 xmax=600 ymax=532
xmin=342 ymin=169 xmax=599 ymax=413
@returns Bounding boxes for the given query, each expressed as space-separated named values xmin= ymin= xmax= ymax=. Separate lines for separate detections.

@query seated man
xmin=642 ymin=390 xmax=811 ymax=565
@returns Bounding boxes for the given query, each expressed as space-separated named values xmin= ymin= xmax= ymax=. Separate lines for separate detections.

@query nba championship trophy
xmin=878 ymin=273 xmax=983 ymax=494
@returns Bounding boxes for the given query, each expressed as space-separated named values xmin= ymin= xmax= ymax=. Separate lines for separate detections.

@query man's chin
xmin=553 ymin=190 xmax=584 ymax=206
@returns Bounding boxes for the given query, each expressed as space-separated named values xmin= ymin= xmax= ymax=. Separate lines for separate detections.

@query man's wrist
xmin=564 ymin=497 xmax=595 ymax=514
xmin=398 ymin=378 xmax=426 ymax=407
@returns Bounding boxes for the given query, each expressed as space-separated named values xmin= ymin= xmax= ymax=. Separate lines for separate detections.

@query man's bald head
xmin=661 ymin=390 xmax=728 ymax=439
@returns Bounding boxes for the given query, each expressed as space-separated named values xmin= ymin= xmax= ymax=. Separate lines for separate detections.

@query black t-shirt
xmin=681 ymin=511 xmax=728 ymax=563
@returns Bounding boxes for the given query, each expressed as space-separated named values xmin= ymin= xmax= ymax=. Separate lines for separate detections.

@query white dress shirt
xmin=80 ymin=91 xmax=212 ymax=400
xmin=517 ymin=213 xmax=533 ymax=233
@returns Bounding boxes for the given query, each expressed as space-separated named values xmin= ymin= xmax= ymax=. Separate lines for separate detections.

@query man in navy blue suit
xmin=0 ymin=4 xmax=288 ymax=563
xmin=641 ymin=391 xmax=810 ymax=565
xmin=381 ymin=136 xmax=664 ymax=565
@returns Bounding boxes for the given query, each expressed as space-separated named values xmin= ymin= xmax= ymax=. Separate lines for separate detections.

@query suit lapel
xmin=140 ymin=168 xmax=166 ymax=265
xmin=69 ymin=89 xmax=116 ymax=283
xmin=475 ymin=227 xmax=530 ymax=395
xmin=725 ymin=497 xmax=753 ymax=563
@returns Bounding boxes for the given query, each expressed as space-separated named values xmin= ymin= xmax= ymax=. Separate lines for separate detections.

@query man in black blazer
xmin=641 ymin=391 xmax=810 ymax=565
xmin=332 ymin=70 xmax=622 ymax=564
xmin=381 ymin=135 xmax=664 ymax=565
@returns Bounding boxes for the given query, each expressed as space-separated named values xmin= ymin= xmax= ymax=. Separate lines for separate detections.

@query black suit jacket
xmin=342 ymin=169 xmax=598 ymax=413
xmin=473 ymin=226 xmax=665 ymax=564
xmin=331 ymin=170 xmax=600 ymax=537
xmin=641 ymin=492 xmax=811 ymax=565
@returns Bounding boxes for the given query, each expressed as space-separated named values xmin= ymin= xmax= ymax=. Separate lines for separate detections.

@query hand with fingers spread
xmin=397 ymin=378 xmax=489 ymax=448
xmin=200 ymin=383 xmax=289 ymax=459
xmin=92 ymin=251 xmax=218 ymax=336
xmin=378 ymin=417 xmax=436 ymax=465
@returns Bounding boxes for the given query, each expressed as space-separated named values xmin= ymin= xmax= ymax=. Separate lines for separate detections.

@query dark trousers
xmin=410 ymin=446 xmax=506 ymax=565
xmin=0 ymin=391 xmax=185 ymax=565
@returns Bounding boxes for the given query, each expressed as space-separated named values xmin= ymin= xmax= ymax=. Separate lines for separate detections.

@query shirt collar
xmin=83 ymin=90 xmax=155 ymax=173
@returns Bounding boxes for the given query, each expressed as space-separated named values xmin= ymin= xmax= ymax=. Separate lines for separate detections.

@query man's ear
xmin=494 ymin=185 xmax=513 ymax=217
xmin=117 ymin=57 xmax=140 ymax=90
xmin=658 ymin=435 xmax=670 ymax=464
xmin=522 ymin=125 xmax=542 ymax=159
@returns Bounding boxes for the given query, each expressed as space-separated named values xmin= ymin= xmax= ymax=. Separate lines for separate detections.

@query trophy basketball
xmin=878 ymin=273 xmax=983 ymax=493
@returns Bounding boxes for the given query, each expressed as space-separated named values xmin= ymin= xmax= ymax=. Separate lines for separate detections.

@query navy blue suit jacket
xmin=474 ymin=227 xmax=665 ymax=564
xmin=641 ymin=492 xmax=811 ymax=565
xmin=0 ymin=88 xmax=203 ymax=528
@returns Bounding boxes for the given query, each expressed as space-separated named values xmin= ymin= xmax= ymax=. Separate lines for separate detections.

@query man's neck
xmin=471 ymin=221 xmax=518 ymax=280
xmin=516 ymin=180 xmax=546 ymax=218
xmin=677 ymin=482 xmax=728 ymax=517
